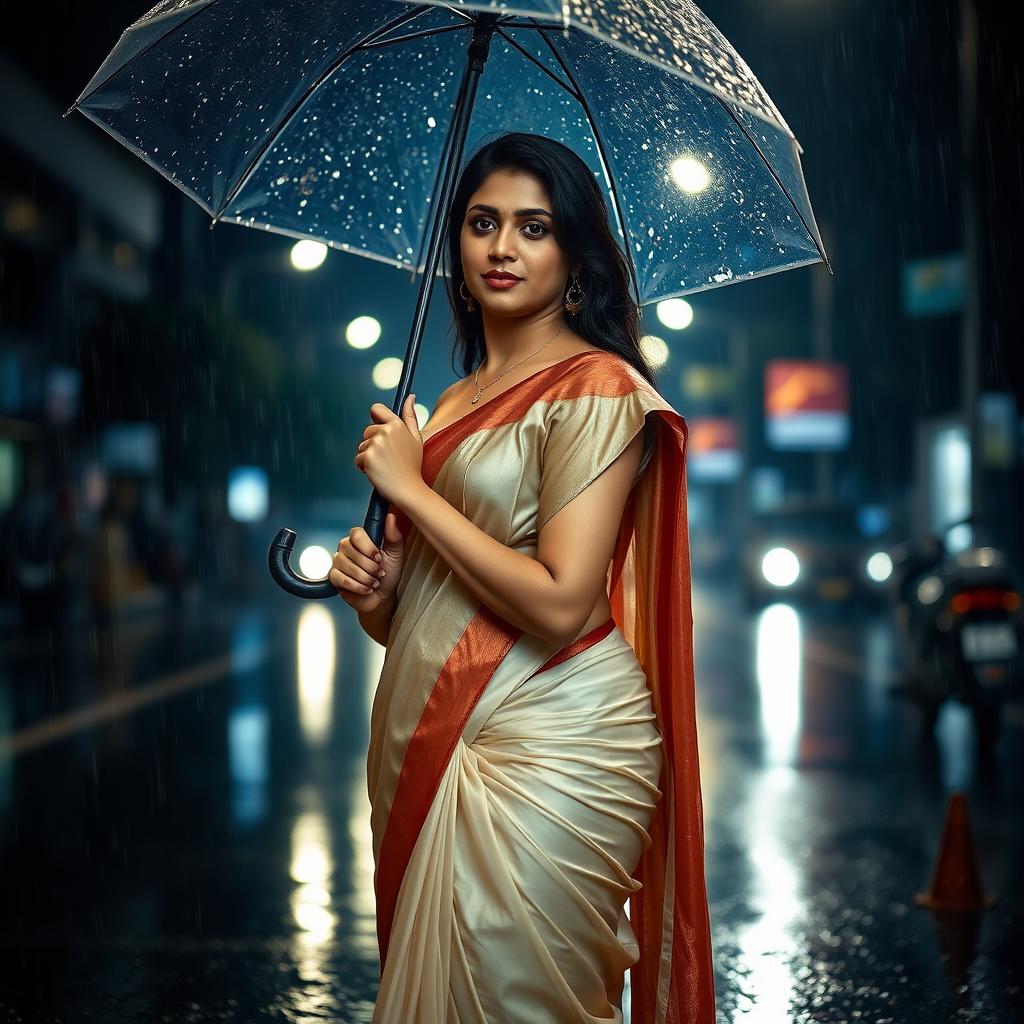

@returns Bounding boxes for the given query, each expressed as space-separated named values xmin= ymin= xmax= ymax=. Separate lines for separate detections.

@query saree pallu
xmin=368 ymin=350 xmax=715 ymax=1023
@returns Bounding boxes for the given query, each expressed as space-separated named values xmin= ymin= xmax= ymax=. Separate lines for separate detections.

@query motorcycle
xmin=890 ymin=520 xmax=1023 ymax=746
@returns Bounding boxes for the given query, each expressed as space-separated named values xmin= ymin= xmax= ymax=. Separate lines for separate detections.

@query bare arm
xmin=402 ymin=428 xmax=644 ymax=647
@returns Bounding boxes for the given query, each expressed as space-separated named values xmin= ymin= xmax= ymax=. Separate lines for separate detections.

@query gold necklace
xmin=471 ymin=326 xmax=569 ymax=404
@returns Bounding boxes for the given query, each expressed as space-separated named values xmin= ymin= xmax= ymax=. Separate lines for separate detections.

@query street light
xmin=669 ymin=158 xmax=711 ymax=195
xmin=656 ymin=298 xmax=694 ymax=331
xmin=290 ymin=239 xmax=327 ymax=271
xmin=345 ymin=315 xmax=382 ymax=350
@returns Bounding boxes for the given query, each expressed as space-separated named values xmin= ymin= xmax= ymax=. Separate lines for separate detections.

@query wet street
xmin=1 ymin=582 xmax=1021 ymax=1024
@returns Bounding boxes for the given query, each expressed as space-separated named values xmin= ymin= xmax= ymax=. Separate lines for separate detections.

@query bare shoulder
xmin=424 ymin=379 xmax=464 ymax=424
xmin=437 ymin=378 xmax=463 ymax=402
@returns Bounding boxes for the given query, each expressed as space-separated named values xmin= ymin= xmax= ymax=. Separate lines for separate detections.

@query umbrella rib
xmin=712 ymin=95 xmax=831 ymax=273
xmin=211 ymin=4 xmax=445 ymax=224
xmin=493 ymin=27 xmax=580 ymax=100
xmin=69 ymin=0 xmax=222 ymax=115
xmin=411 ymin=51 xmax=472 ymax=278
xmin=532 ymin=23 xmax=642 ymax=306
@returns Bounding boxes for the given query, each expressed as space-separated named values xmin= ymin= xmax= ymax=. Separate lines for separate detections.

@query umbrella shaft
xmin=361 ymin=14 xmax=501 ymax=549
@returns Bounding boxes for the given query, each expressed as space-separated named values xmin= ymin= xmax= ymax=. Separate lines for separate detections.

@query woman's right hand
xmin=330 ymin=512 xmax=405 ymax=614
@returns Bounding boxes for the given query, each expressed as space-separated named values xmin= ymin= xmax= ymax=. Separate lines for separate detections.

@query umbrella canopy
xmin=69 ymin=0 xmax=829 ymax=304
xmin=70 ymin=0 xmax=832 ymax=586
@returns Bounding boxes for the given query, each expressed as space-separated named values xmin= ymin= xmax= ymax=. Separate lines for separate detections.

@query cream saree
xmin=367 ymin=349 xmax=715 ymax=1023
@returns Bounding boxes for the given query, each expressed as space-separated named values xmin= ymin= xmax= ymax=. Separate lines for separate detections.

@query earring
xmin=459 ymin=280 xmax=476 ymax=312
xmin=564 ymin=272 xmax=585 ymax=315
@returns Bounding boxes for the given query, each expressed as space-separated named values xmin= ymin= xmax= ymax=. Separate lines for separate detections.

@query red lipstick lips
xmin=482 ymin=270 xmax=522 ymax=289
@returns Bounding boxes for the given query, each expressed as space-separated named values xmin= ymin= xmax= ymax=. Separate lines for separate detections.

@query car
xmin=740 ymin=501 xmax=895 ymax=609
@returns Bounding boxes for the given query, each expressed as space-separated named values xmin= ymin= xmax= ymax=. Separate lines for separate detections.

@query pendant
xmin=471 ymin=394 xmax=480 ymax=404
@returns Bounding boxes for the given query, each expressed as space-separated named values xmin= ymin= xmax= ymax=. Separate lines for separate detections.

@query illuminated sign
xmin=688 ymin=416 xmax=741 ymax=481
xmin=765 ymin=359 xmax=850 ymax=450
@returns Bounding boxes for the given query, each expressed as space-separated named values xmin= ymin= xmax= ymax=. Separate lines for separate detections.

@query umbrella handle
xmin=363 ymin=488 xmax=388 ymax=548
xmin=267 ymin=528 xmax=335 ymax=599
xmin=267 ymin=488 xmax=389 ymax=599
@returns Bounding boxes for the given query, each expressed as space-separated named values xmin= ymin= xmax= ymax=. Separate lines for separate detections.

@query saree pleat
xmin=368 ymin=350 xmax=715 ymax=1023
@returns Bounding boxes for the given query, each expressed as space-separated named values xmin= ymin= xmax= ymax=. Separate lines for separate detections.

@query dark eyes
xmin=469 ymin=216 xmax=548 ymax=238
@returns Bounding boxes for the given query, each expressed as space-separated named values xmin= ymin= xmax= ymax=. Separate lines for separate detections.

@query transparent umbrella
xmin=67 ymin=0 xmax=831 ymax=596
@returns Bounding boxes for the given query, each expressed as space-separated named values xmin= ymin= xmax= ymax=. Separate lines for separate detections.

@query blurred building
xmin=0 ymin=56 xmax=180 ymax=626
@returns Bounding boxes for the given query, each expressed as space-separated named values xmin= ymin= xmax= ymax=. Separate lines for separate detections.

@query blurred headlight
xmin=866 ymin=551 xmax=893 ymax=583
xmin=761 ymin=547 xmax=800 ymax=587
xmin=916 ymin=575 xmax=944 ymax=605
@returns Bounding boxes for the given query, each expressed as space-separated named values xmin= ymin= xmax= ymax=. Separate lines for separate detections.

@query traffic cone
xmin=914 ymin=791 xmax=996 ymax=912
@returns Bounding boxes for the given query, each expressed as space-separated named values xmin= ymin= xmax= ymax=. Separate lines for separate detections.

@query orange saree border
xmin=612 ymin=406 xmax=717 ymax=1023
xmin=377 ymin=352 xmax=715 ymax=1023
xmin=373 ymin=602 xmax=522 ymax=967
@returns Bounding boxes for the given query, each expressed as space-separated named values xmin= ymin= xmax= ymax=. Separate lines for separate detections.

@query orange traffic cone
xmin=915 ymin=791 xmax=996 ymax=912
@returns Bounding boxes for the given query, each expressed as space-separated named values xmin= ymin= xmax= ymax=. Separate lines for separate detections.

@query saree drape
xmin=368 ymin=349 xmax=715 ymax=1023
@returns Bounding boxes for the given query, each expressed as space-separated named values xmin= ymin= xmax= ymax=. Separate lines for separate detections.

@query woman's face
xmin=460 ymin=169 xmax=575 ymax=317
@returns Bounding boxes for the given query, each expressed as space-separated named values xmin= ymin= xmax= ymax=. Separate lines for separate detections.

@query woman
xmin=333 ymin=133 xmax=715 ymax=1023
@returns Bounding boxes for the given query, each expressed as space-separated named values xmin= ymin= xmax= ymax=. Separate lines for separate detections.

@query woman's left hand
xmin=355 ymin=394 xmax=425 ymax=507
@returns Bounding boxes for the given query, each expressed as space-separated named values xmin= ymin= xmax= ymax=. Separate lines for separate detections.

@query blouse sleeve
xmin=537 ymin=388 xmax=659 ymax=531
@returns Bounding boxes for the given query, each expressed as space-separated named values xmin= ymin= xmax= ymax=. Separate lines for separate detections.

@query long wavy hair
xmin=441 ymin=132 xmax=658 ymax=390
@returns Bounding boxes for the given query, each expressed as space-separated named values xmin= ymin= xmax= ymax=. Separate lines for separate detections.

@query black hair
xmin=441 ymin=132 xmax=657 ymax=389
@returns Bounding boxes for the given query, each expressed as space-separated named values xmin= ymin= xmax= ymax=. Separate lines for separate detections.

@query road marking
xmin=0 ymin=647 xmax=269 ymax=760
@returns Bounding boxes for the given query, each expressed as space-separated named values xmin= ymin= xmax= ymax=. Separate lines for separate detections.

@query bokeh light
xmin=656 ymin=298 xmax=694 ymax=330
xmin=345 ymin=315 xmax=382 ymax=350
xmin=290 ymin=239 xmax=328 ymax=271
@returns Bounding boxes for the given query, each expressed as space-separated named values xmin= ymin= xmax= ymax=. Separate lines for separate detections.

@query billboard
xmin=765 ymin=359 xmax=850 ymax=451
xmin=688 ymin=416 xmax=741 ymax=481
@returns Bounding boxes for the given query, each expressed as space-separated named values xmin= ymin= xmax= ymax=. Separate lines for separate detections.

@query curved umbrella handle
xmin=267 ymin=487 xmax=389 ymax=599
xmin=267 ymin=528 xmax=335 ymax=599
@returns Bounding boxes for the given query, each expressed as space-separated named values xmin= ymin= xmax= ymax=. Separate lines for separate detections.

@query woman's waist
xmin=473 ymin=622 xmax=660 ymax=748
xmin=534 ymin=614 xmax=617 ymax=679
